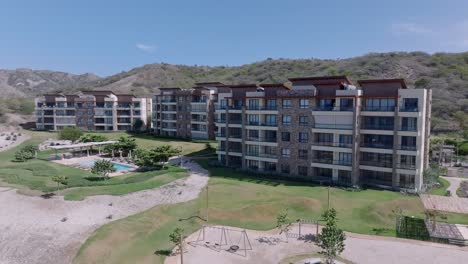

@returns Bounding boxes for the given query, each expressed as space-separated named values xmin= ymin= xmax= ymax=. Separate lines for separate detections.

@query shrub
xmin=91 ymin=159 xmax=116 ymax=179
xmin=59 ymin=126 xmax=83 ymax=142
xmin=79 ymin=134 xmax=108 ymax=143
xmin=14 ymin=145 xmax=37 ymax=162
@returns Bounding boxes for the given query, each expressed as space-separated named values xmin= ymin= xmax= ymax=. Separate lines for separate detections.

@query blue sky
xmin=1 ymin=0 xmax=467 ymax=76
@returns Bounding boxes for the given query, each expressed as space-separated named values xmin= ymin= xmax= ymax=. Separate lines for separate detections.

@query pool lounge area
xmin=53 ymin=156 xmax=139 ymax=176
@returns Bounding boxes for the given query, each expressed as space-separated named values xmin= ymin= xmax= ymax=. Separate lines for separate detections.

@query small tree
xmin=315 ymin=208 xmax=346 ymax=264
xmin=114 ymin=136 xmax=137 ymax=155
xmin=91 ymin=159 xmax=116 ymax=179
xmin=276 ymin=210 xmax=291 ymax=242
xmin=59 ymin=126 xmax=83 ymax=142
xmin=51 ymin=175 xmax=68 ymax=195
xmin=14 ymin=144 xmax=38 ymax=162
xmin=134 ymin=145 xmax=181 ymax=169
xmin=132 ymin=118 xmax=144 ymax=131
xmin=169 ymin=227 xmax=184 ymax=255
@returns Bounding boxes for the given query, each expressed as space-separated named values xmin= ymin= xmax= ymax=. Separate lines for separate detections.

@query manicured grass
xmin=73 ymin=160 xmax=468 ymax=264
xmin=429 ymin=177 xmax=450 ymax=196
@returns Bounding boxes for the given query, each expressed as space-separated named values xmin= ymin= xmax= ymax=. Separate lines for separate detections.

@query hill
xmin=1 ymin=51 xmax=467 ymax=132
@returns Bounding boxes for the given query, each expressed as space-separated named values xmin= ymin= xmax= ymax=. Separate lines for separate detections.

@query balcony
xmin=161 ymin=99 xmax=176 ymax=103
xmin=361 ymin=142 xmax=393 ymax=149
xmin=397 ymin=163 xmax=417 ymax=170
xmin=228 ymin=148 xmax=242 ymax=153
xmin=399 ymin=145 xmax=417 ymax=151
xmin=246 ymin=152 xmax=277 ymax=159
xmin=246 ymin=106 xmax=278 ymax=111
xmin=246 ymin=136 xmax=277 ymax=143
xmin=215 ymin=119 xmax=226 ymax=124
xmin=312 ymin=106 xmax=354 ymax=112
xmin=247 ymin=121 xmax=278 ymax=127
xmin=361 ymin=106 xmax=395 ymax=112
xmin=312 ymin=158 xmax=352 ymax=166
xmin=313 ymin=123 xmax=353 ymax=130
xmin=191 ymin=109 xmax=207 ymax=113
xmin=216 ymin=133 xmax=226 ymax=138
xmin=311 ymin=141 xmax=353 ymax=148
xmin=361 ymin=124 xmax=394 ymax=130
xmin=191 ymin=117 xmax=207 ymax=122
xmin=192 ymin=99 xmax=208 ymax=103
xmin=400 ymin=126 xmax=417 ymax=132
xmin=399 ymin=106 xmax=419 ymax=112
xmin=360 ymin=160 xmax=393 ymax=168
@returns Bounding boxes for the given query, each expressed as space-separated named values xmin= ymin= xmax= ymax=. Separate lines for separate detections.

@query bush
xmin=79 ymin=134 xmax=108 ymax=143
xmin=59 ymin=127 xmax=83 ymax=142
xmin=14 ymin=145 xmax=38 ymax=162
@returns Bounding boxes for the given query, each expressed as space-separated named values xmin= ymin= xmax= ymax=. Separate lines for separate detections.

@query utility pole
xmin=206 ymin=185 xmax=209 ymax=222
xmin=180 ymin=233 xmax=184 ymax=264
xmin=327 ymin=186 xmax=331 ymax=210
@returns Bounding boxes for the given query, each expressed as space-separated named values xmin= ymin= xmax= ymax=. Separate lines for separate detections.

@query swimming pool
xmin=78 ymin=160 xmax=135 ymax=172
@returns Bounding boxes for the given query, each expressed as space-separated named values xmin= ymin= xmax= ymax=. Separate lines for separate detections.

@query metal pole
xmin=180 ymin=233 xmax=184 ymax=264
xmin=206 ymin=185 xmax=209 ymax=222
xmin=327 ymin=186 xmax=331 ymax=210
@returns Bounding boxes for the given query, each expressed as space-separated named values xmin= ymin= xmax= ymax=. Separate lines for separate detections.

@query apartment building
xmin=215 ymin=76 xmax=431 ymax=192
xmin=152 ymin=82 xmax=223 ymax=139
xmin=35 ymin=91 xmax=152 ymax=131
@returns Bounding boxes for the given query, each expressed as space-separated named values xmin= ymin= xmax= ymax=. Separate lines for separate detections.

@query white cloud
xmin=136 ymin=43 xmax=157 ymax=52
xmin=390 ymin=22 xmax=433 ymax=36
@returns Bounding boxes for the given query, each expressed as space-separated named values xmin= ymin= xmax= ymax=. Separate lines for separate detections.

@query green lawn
xmin=73 ymin=159 xmax=468 ymax=264
xmin=0 ymin=131 xmax=207 ymax=200
xmin=429 ymin=177 xmax=450 ymax=196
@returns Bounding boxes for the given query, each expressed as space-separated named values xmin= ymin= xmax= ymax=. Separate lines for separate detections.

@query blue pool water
xmin=79 ymin=160 xmax=135 ymax=172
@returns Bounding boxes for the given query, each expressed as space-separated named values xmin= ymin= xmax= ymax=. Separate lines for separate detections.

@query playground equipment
xmin=189 ymin=225 xmax=253 ymax=257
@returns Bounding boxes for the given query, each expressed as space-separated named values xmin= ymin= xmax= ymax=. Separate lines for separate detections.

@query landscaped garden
xmin=0 ymin=130 xmax=209 ymax=200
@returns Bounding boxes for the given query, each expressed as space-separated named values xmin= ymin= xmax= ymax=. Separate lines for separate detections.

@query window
xmin=282 ymin=115 xmax=291 ymax=125
xmin=298 ymin=166 xmax=308 ymax=176
xmin=364 ymin=98 xmax=395 ymax=111
xmin=219 ymin=99 xmax=227 ymax=108
xmin=282 ymin=148 xmax=290 ymax=158
xmin=178 ymin=97 xmax=183 ymax=103
xmin=248 ymin=130 xmax=259 ymax=140
xmin=340 ymin=98 xmax=353 ymax=110
xmin=316 ymin=133 xmax=333 ymax=144
xmin=338 ymin=153 xmax=352 ymax=165
xmin=402 ymin=98 xmax=418 ymax=111
xmin=339 ymin=135 xmax=353 ymax=147
xmin=282 ymin=99 xmax=291 ymax=109
xmin=299 ymin=99 xmax=309 ymax=109
xmin=362 ymin=134 xmax=393 ymax=149
xmin=299 ymin=116 xmax=308 ymax=126
xmin=401 ymin=117 xmax=417 ymax=131
xmin=265 ymin=115 xmax=277 ymax=126
xmin=266 ymin=99 xmax=277 ymax=110
xmin=281 ymin=132 xmax=290 ymax=142
xmin=401 ymin=136 xmax=417 ymax=150
xmin=362 ymin=117 xmax=394 ymax=130
xmin=248 ymin=114 xmax=260 ymax=125
xmin=298 ymin=149 xmax=308 ymax=160
xmin=249 ymin=99 xmax=260 ymax=110
xmin=178 ymin=114 xmax=183 ymax=120
xmin=281 ymin=164 xmax=290 ymax=173
xmin=400 ymin=155 xmax=416 ymax=169
xmin=318 ymin=99 xmax=335 ymax=110
xmin=298 ymin=132 xmax=309 ymax=143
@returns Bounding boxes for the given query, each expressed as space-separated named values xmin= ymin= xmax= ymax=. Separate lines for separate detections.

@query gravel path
xmin=0 ymin=157 xmax=208 ymax=264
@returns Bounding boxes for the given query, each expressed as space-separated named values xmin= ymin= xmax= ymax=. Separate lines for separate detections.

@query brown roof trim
xmin=357 ymin=79 xmax=407 ymax=89
xmin=257 ymin=83 xmax=291 ymax=90
xmin=288 ymin=75 xmax=353 ymax=84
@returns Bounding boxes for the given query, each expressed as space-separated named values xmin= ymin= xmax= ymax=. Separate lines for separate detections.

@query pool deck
xmin=52 ymin=155 xmax=138 ymax=177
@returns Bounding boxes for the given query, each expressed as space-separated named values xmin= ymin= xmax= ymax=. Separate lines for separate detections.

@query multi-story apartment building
xmin=35 ymin=91 xmax=152 ymax=131
xmin=215 ymin=76 xmax=431 ymax=192
xmin=152 ymin=82 xmax=223 ymax=139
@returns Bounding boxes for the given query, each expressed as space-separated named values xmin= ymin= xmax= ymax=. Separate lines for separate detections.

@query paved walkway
xmin=441 ymin=176 xmax=465 ymax=197
xmin=0 ymin=157 xmax=209 ymax=264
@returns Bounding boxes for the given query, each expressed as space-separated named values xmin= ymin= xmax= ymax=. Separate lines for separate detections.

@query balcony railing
xmin=397 ymin=163 xmax=417 ymax=169
xmin=360 ymin=160 xmax=393 ymax=168
xmin=311 ymin=141 xmax=353 ymax=148
xmin=312 ymin=158 xmax=352 ymax=166
xmin=400 ymin=126 xmax=417 ymax=132
xmin=312 ymin=106 xmax=354 ymax=112
xmin=161 ymin=99 xmax=176 ymax=103
xmin=313 ymin=123 xmax=353 ymax=130
xmin=361 ymin=106 xmax=395 ymax=112
xmin=360 ymin=142 xmax=393 ymax=149
xmin=247 ymin=121 xmax=277 ymax=127
xmin=246 ymin=136 xmax=277 ymax=143
xmin=399 ymin=145 xmax=417 ymax=151
xmin=191 ymin=109 xmax=206 ymax=112
xmin=228 ymin=119 xmax=243 ymax=124
xmin=228 ymin=148 xmax=242 ymax=153
xmin=192 ymin=99 xmax=208 ymax=103
xmin=246 ymin=152 xmax=278 ymax=159
xmin=361 ymin=124 xmax=394 ymax=130
xmin=228 ymin=134 xmax=242 ymax=139
xmin=399 ymin=106 xmax=419 ymax=112
xmin=216 ymin=133 xmax=226 ymax=138
xmin=215 ymin=119 xmax=226 ymax=123
xmin=246 ymin=106 xmax=278 ymax=111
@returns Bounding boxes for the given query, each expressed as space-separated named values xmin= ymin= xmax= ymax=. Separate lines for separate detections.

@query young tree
xmin=134 ymin=145 xmax=181 ymax=169
xmin=132 ymin=118 xmax=144 ymax=131
xmin=114 ymin=136 xmax=137 ymax=155
xmin=91 ymin=159 xmax=117 ymax=179
xmin=315 ymin=208 xmax=346 ymax=264
xmin=276 ymin=210 xmax=291 ymax=242
xmin=169 ymin=227 xmax=185 ymax=260
xmin=51 ymin=175 xmax=68 ymax=195
xmin=59 ymin=126 xmax=83 ymax=142
xmin=13 ymin=144 xmax=38 ymax=162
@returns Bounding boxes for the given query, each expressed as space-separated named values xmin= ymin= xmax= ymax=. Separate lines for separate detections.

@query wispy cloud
xmin=390 ymin=22 xmax=433 ymax=36
xmin=136 ymin=43 xmax=157 ymax=52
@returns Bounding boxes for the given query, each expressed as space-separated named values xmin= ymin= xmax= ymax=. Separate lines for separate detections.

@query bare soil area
xmin=0 ymin=157 xmax=208 ymax=264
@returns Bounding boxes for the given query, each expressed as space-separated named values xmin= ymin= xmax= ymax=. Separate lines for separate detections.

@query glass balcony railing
xmin=399 ymin=145 xmax=417 ymax=151
xmin=246 ymin=152 xmax=277 ymax=159
xmin=311 ymin=141 xmax=353 ymax=148
xmin=247 ymin=121 xmax=277 ymax=127
xmin=361 ymin=106 xmax=395 ymax=112
xmin=246 ymin=136 xmax=277 ymax=143
xmin=312 ymin=106 xmax=354 ymax=112
xmin=360 ymin=160 xmax=393 ymax=168
xmin=360 ymin=142 xmax=393 ymax=149
xmin=361 ymin=124 xmax=394 ymax=130
xmin=246 ymin=106 xmax=278 ymax=111
xmin=400 ymin=126 xmax=417 ymax=132
xmin=399 ymin=106 xmax=419 ymax=112
xmin=313 ymin=123 xmax=353 ymax=130
xmin=312 ymin=158 xmax=352 ymax=166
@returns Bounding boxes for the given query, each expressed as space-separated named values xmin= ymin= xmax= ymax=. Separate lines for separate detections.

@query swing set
xmin=188 ymin=225 xmax=253 ymax=257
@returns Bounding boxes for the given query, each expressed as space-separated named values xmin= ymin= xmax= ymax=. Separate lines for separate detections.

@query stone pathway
xmin=0 ymin=157 xmax=208 ymax=264
xmin=441 ymin=176 xmax=465 ymax=197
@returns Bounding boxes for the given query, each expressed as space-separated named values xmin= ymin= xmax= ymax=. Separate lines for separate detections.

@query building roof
xmin=420 ymin=194 xmax=468 ymax=214
xmin=257 ymin=83 xmax=291 ymax=90
xmin=288 ymin=75 xmax=353 ymax=84
xmin=226 ymin=84 xmax=259 ymax=88
xmin=357 ymin=78 xmax=407 ymax=89
xmin=81 ymin=90 xmax=116 ymax=95
xmin=48 ymin=141 xmax=118 ymax=150
xmin=158 ymin=87 xmax=181 ymax=90
xmin=194 ymin=82 xmax=225 ymax=87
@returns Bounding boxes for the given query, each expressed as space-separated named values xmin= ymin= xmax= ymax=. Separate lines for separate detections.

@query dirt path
xmin=164 ymin=224 xmax=468 ymax=264
xmin=441 ymin=176 xmax=465 ymax=197
xmin=0 ymin=157 xmax=208 ymax=264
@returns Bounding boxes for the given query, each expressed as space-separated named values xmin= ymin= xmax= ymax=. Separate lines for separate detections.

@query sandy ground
xmin=0 ymin=132 xmax=30 ymax=152
xmin=0 ymin=157 xmax=208 ymax=264
xmin=165 ymin=224 xmax=468 ymax=264
xmin=442 ymin=176 xmax=465 ymax=197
